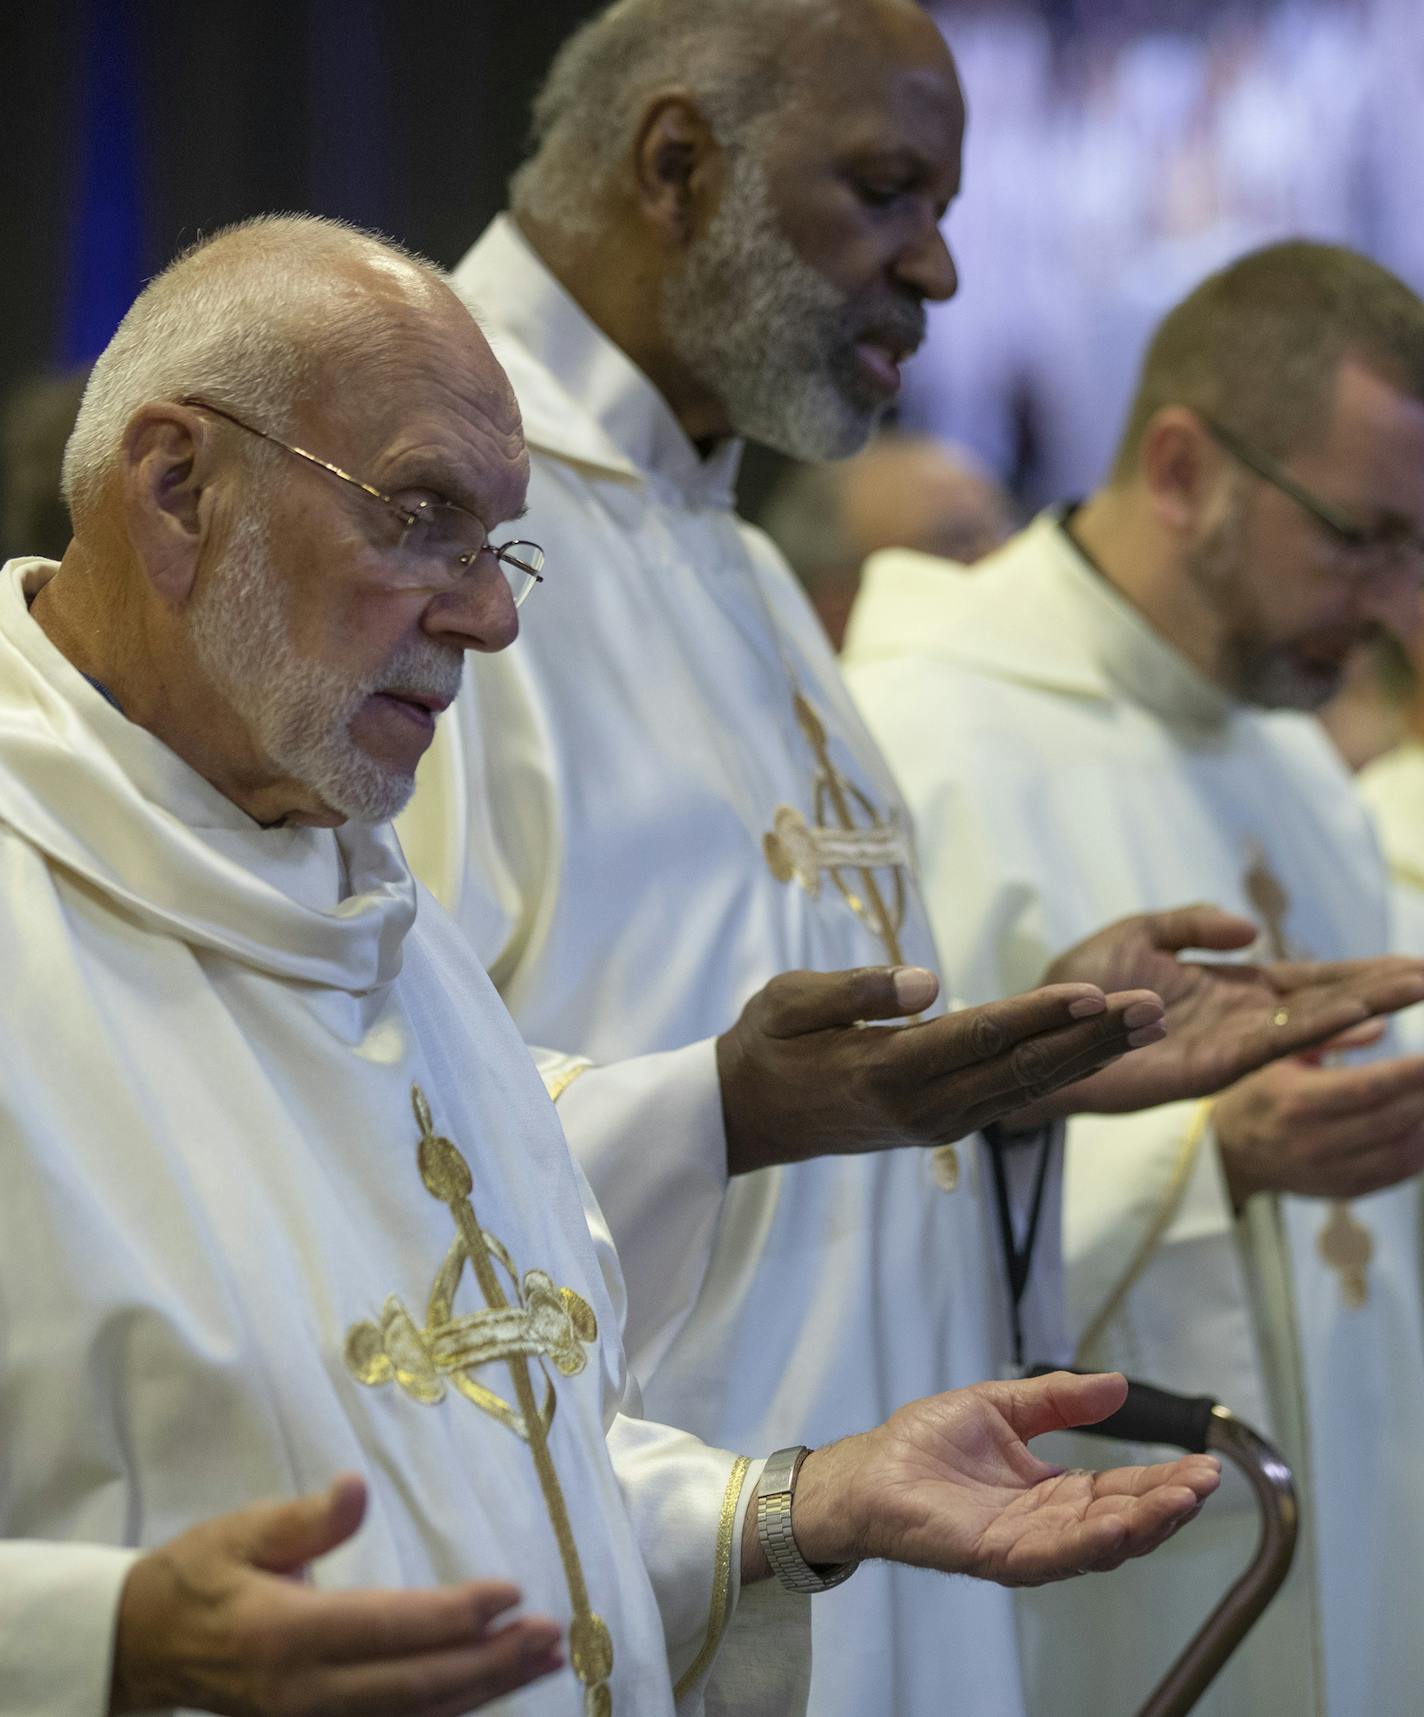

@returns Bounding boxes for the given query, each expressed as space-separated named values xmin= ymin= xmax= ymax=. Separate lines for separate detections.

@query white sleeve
xmin=551 ymin=1040 xmax=730 ymax=1382
xmin=0 ymin=1541 xmax=140 ymax=1717
xmin=603 ymin=1420 xmax=810 ymax=1717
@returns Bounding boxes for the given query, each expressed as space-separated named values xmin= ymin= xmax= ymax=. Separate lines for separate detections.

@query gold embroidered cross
xmin=764 ymin=692 xmax=911 ymax=966
xmin=1243 ymin=842 xmax=1373 ymax=1308
xmin=346 ymin=1087 xmax=615 ymax=1715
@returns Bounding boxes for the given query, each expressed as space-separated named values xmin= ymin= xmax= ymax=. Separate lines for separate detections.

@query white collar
xmin=0 ymin=558 xmax=415 ymax=990
xmin=846 ymin=509 xmax=1239 ymax=730
xmin=451 ymin=215 xmax=743 ymax=509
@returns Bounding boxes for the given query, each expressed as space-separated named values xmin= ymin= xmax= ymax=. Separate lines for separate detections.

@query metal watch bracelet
xmin=756 ymin=1445 xmax=860 ymax=1595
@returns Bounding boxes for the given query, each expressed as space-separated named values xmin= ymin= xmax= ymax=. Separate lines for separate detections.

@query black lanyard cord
xmin=982 ymin=1122 xmax=1056 ymax=1371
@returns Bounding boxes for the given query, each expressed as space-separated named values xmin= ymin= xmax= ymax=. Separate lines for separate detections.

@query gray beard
xmin=660 ymin=153 xmax=915 ymax=461
xmin=188 ymin=514 xmax=463 ymax=823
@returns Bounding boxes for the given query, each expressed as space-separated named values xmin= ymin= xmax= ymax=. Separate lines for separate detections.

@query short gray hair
xmin=510 ymin=0 xmax=827 ymax=238
xmin=61 ymin=213 xmax=443 ymax=525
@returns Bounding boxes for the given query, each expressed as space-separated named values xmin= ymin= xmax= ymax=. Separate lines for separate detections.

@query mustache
xmin=850 ymin=296 xmax=928 ymax=357
xmin=368 ymin=640 xmax=465 ymax=707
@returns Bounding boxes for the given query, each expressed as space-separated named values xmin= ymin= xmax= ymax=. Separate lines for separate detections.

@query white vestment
xmin=0 ymin=557 xmax=808 ymax=1717
xmin=844 ymin=513 xmax=1424 ymax=1717
xmin=395 ymin=215 xmax=1066 ymax=1717
xmin=1360 ymin=740 xmax=1424 ymax=902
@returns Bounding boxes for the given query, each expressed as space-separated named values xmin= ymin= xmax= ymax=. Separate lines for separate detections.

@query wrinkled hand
xmin=1024 ymin=904 xmax=1424 ymax=1120
xmin=1214 ymin=1051 xmax=1424 ymax=1206
xmin=110 ymin=1475 xmax=563 ymax=1717
xmin=771 ymin=1372 xmax=1219 ymax=1588
xmin=715 ymin=965 xmax=1166 ymax=1174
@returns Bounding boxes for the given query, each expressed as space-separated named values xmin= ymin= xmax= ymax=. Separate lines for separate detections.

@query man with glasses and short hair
xmin=845 ymin=238 xmax=1424 ymax=1716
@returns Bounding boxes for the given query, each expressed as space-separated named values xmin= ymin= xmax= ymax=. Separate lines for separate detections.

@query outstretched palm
xmin=811 ymin=1372 xmax=1219 ymax=1588
xmin=1041 ymin=905 xmax=1424 ymax=1115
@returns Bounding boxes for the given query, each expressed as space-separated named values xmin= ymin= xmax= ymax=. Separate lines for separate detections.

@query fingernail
xmin=1127 ymin=1024 xmax=1167 ymax=1048
xmin=1123 ymin=1001 xmax=1163 ymax=1028
xmin=1068 ymin=994 xmax=1105 ymax=1018
xmin=892 ymin=967 xmax=936 ymax=1010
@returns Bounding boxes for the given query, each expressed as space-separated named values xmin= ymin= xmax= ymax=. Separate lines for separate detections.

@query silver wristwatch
xmin=756 ymin=1445 xmax=860 ymax=1595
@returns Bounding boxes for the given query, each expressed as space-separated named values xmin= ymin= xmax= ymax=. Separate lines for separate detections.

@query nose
xmin=895 ymin=221 xmax=958 ymax=304
xmin=421 ymin=558 xmax=520 ymax=654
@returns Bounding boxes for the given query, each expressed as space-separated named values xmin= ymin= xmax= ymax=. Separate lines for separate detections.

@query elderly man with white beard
xmin=0 ymin=213 xmax=1247 ymax=1717
xmin=390 ymin=5 xmax=1424 ymax=1712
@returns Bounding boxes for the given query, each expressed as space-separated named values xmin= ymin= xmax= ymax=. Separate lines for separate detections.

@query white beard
xmin=188 ymin=514 xmax=463 ymax=823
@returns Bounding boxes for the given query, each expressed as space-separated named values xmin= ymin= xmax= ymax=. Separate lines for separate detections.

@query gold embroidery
xmin=1245 ymin=843 xmax=1374 ymax=1307
xmin=544 ymin=1059 xmax=593 ymax=1104
xmin=763 ymin=692 xmax=910 ymax=966
xmin=1244 ymin=842 xmax=1294 ymax=960
xmin=347 ymin=1087 xmax=613 ymax=1714
xmin=1317 ymin=1200 xmax=1373 ymax=1309
xmin=930 ymin=1143 xmax=960 ymax=1193
xmin=673 ymin=1455 xmax=753 ymax=1703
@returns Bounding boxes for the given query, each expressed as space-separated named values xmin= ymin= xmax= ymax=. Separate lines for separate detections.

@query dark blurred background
xmin=2 ymin=0 xmax=1419 ymax=546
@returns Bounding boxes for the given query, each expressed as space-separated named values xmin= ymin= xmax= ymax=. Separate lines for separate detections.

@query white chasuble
xmin=844 ymin=514 xmax=1424 ymax=1717
xmin=0 ymin=558 xmax=802 ymax=1717
xmin=1360 ymin=740 xmax=1424 ymax=911
xmin=394 ymin=214 xmax=1065 ymax=1717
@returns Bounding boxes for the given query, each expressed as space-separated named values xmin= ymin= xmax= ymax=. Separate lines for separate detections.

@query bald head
xmin=39 ymin=214 xmax=528 ymax=831
xmin=62 ymin=215 xmax=481 ymax=529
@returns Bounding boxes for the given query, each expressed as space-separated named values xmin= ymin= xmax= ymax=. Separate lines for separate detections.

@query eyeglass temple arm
xmin=1201 ymin=415 xmax=1368 ymax=544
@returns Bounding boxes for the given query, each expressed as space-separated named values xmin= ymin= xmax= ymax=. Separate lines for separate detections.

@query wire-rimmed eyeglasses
xmin=1202 ymin=414 xmax=1424 ymax=583
xmin=180 ymin=395 xmax=545 ymax=604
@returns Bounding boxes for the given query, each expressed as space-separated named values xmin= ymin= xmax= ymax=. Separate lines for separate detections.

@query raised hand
xmin=1030 ymin=904 xmax=1424 ymax=1118
xmin=110 ymin=1474 xmax=564 ymax=1717
xmin=769 ymin=1371 xmax=1219 ymax=1589
xmin=715 ymin=964 xmax=1166 ymax=1174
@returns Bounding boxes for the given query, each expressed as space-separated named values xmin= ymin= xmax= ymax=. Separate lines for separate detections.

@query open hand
xmin=110 ymin=1475 xmax=564 ymax=1717
xmin=780 ymin=1372 xmax=1220 ymax=1589
xmin=1030 ymin=904 xmax=1424 ymax=1118
xmin=715 ymin=965 xmax=1166 ymax=1174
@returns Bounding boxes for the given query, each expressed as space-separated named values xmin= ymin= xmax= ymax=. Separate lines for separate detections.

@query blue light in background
xmin=61 ymin=0 xmax=143 ymax=364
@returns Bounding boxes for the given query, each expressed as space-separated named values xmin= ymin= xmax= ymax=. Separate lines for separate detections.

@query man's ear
xmin=1139 ymin=406 xmax=1225 ymax=537
xmin=119 ymin=402 xmax=219 ymax=605
xmin=632 ymin=93 xmax=725 ymax=248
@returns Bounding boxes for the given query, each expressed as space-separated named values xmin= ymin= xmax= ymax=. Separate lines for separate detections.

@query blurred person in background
xmin=758 ymin=430 xmax=1015 ymax=647
xmin=0 ymin=367 xmax=88 ymax=562
xmin=846 ymin=239 xmax=1424 ymax=1715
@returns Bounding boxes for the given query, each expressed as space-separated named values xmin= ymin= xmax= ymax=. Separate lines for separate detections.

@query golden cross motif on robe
xmin=1243 ymin=842 xmax=1373 ymax=1308
xmin=346 ymin=1087 xmax=615 ymax=1716
xmin=764 ymin=691 xmax=958 ymax=1184
xmin=763 ymin=691 xmax=911 ymax=967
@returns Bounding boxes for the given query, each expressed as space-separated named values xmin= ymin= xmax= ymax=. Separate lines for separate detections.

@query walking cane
xmin=1032 ymin=1370 xmax=1299 ymax=1717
